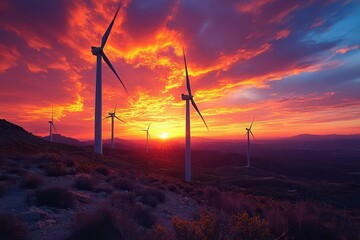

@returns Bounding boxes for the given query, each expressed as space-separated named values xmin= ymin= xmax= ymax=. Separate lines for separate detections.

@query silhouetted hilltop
xmin=0 ymin=119 xmax=48 ymax=155
xmin=43 ymin=134 xmax=82 ymax=146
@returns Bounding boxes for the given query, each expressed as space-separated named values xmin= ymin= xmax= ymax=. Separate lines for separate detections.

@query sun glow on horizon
xmin=160 ymin=132 xmax=168 ymax=140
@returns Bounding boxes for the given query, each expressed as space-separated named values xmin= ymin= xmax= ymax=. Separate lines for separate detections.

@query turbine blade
xmin=52 ymin=123 xmax=57 ymax=133
xmin=114 ymin=96 xmax=118 ymax=114
xmin=183 ymin=48 xmax=192 ymax=95
xmin=104 ymin=116 xmax=111 ymax=120
xmin=115 ymin=115 xmax=127 ymax=124
xmin=250 ymin=130 xmax=256 ymax=141
xmin=249 ymin=115 xmax=255 ymax=129
xmin=147 ymin=123 xmax=151 ymax=131
xmin=102 ymin=52 xmax=128 ymax=93
xmin=190 ymin=99 xmax=208 ymax=130
xmin=101 ymin=6 xmax=120 ymax=49
xmin=51 ymin=107 xmax=53 ymax=122
xmin=148 ymin=133 xmax=151 ymax=139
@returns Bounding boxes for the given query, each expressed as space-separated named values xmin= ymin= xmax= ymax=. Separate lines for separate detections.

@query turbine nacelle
xmin=91 ymin=46 xmax=102 ymax=55
xmin=181 ymin=94 xmax=193 ymax=100
xmin=108 ymin=112 xmax=115 ymax=116
xmin=49 ymin=121 xmax=52 ymax=124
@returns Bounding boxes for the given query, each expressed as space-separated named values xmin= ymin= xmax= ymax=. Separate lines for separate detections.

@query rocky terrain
xmin=0 ymin=119 xmax=359 ymax=240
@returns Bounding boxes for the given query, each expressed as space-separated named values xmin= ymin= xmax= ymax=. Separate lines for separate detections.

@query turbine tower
xmin=142 ymin=124 xmax=151 ymax=153
xmin=245 ymin=116 xmax=255 ymax=167
xmin=48 ymin=108 xmax=57 ymax=142
xmin=91 ymin=6 xmax=128 ymax=154
xmin=181 ymin=49 xmax=208 ymax=182
xmin=104 ymin=100 xmax=127 ymax=149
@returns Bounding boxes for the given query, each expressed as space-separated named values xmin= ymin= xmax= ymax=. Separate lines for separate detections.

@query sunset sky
xmin=0 ymin=0 xmax=359 ymax=141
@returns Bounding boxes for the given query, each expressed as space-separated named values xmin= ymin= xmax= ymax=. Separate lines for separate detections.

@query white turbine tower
xmin=245 ymin=116 xmax=255 ymax=167
xmin=181 ymin=49 xmax=208 ymax=182
xmin=104 ymin=100 xmax=127 ymax=149
xmin=91 ymin=6 xmax=128 ymax=154
xmin=48 ymin=108 xmax=57 ymax=143
xmin=142 ymin=124 xmax=151 ymax=153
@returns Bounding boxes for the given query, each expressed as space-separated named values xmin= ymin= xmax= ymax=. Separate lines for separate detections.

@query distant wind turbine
xmin=245 ymin=116 xmax=255 ymax=167
xmin=91 ymin=6 xmax=128 ymax=154
xmin=48 ymin=108 xmax=57 ymax=142
xmin=104 ymin=99 xmax=127 ymax=149
xmin=181 ymin=49 xmax=208 ymax=182
xmin=142 ymin=124 xmax=151 ymax=153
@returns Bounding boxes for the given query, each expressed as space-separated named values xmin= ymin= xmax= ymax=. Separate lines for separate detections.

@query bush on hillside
xmin=36 ymin=187 xmax=75 ymax=209
xmin=20 ymin=173 xmax=43 ymax=189
xmin=137 ymin=187 xmax=165 ymax=208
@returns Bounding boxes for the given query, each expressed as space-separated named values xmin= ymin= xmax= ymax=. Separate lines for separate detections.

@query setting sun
xmin=160 ymin=132 xmax=168 ymax=140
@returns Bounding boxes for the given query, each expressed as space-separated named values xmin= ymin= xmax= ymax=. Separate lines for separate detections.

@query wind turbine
xmin=48 ymin=108 xmax=57 ymax=142
xmin=181 ymin=49 xmax=208 ymax=182
xmin=91 ymin=6 xmax=128 ymax=154
xmin=104 ymin=99 xmax=127 ymax=149
xmin=245 ymin=116 xmax=255 ymax=167
xmin=142 ymin=124 xmax=151 ymax=153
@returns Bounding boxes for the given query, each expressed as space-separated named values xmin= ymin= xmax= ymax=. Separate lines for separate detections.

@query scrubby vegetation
xmin=35 ymin=187 xmax=75 ymax=209
xmin=137 ymin=187 xmax=165 ymax=207
xmin=20 ymin=173 xmax=43 ymax=189
xmin=74 ymin=174 xmax=94 ymax=191
xmin=112 ymin=177 xmax=134 ymax=191
xmin=44 ymin=162 xmax=68 ymax=177
xmin=70 ymin=208 xmax=139 ymax=240
xmin=0 ymin=213 xmax=28 ymax=240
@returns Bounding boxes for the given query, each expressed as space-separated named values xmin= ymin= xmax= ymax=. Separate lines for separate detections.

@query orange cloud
xmin=336 ymin=45 xmax=359 ymax=54
xmin=0 ymin=44 xmax=20 ymax=72
xmin=274 ymin=29 xmax=291 ymax=40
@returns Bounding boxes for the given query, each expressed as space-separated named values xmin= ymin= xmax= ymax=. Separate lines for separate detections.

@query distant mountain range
xmin=286 ymin=134 xmax=360 ymax=141
xmin=43 ymin=134 xmax=82 ymax=146
xmin=1 ymin=119 xmax=359 ymax=154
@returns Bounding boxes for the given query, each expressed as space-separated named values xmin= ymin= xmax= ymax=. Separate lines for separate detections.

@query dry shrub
xmin=229 ymin=212 xmax=273 ymax=240
xmin=220 ymin=193 xmax=256 ymax=215
xmin=286 ymin=202 xmax=358 ymax=240
xmin=203 ymin=186 xmax=222 ymax=208
xmin=172 ymin=210 xmax=273 ymax=240
xmin=36 ymin=187 xmax=75 ymax=209
xmin=74 ymin=174 xmax=94 ymax=191
xmin=167 ymin=184 xmax=179 ymax=193
xmin=20 ymin=173 xmax=43 ymax=189
xmin=111 ymin=191 xmax=136 ymax=209
xmin=172 ymin=211 xmax=221 ymax=240
xmin=95 ymin=167 xmax=110 ymax=176
xmin=44 ymin=162 xmax=68 ymax=177
xmin=128 ymin=204 xmax=156 ymax=228
xmin=145 ymin=224 xmax=175 ymax=240
xmin=0 ymin=213 xmax=28 ymax=240
xmin=70 ymin=208 xmax=139 ymax=240
xmin=137 ymin=187 xmax=165 ymax=208
xmin=112 ymin=177 xmax=134 ymax=191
